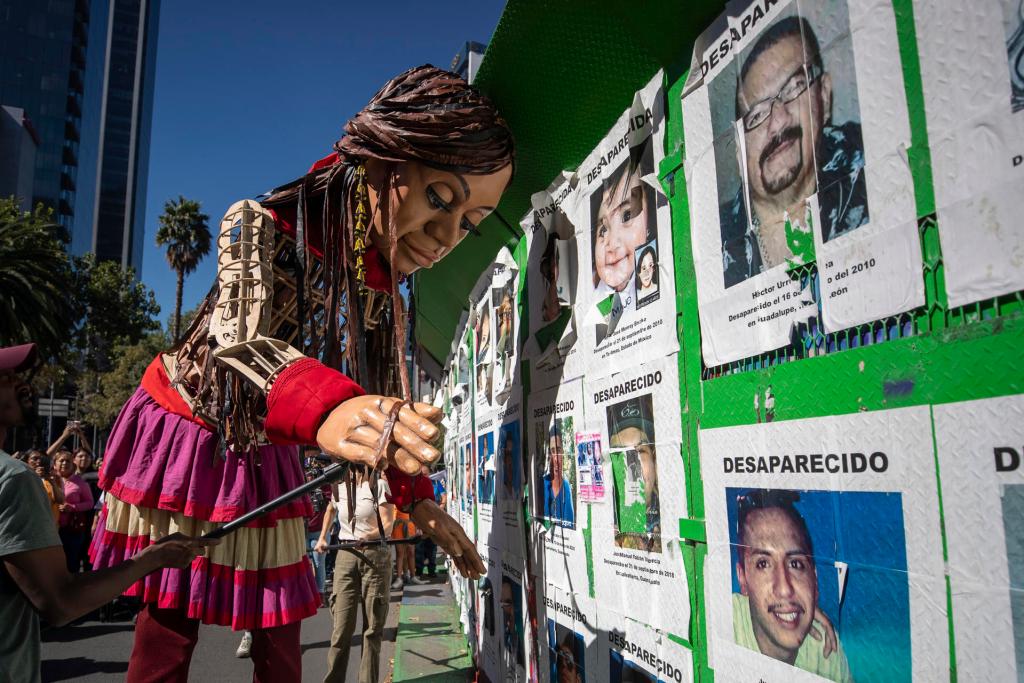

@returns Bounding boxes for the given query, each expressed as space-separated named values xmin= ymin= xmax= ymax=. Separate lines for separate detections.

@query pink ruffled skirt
xmin=89 ymin=386 xmax=319 ymax=630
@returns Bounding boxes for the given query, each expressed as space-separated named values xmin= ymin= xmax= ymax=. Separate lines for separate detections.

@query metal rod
xmin=323 ymin=535 xmax=423 ymax=551
xmin=202 ymin=460 xmax=352 ymax=540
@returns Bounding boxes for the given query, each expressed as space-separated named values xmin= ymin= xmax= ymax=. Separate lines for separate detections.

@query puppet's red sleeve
xmin=385 ymin=467 xmax=436 ymax=510
xmin=264 ymin=358 xmax=365 ymax=445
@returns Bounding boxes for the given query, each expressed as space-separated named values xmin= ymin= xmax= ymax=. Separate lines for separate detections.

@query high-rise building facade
xmin=90 ymin=0 xmax=159 ymax=275
xmin=0 ymin=105 xmax=39 ymax=210
xmin=0 ymin=0 xmax=89 ymax=230
xmin=0 ymin=0 xmax=159 ymax=278
xmin=451 ymin=41 xmax=486 ymax=85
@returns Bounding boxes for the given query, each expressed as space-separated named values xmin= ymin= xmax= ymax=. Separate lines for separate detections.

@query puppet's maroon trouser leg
xmin=126 ymin=604 xmax=200 ymax=683
xmin=126 ymin=603 xmax=302 ymax=682
xmin=251 ymin=621 xmax=302 ymax=682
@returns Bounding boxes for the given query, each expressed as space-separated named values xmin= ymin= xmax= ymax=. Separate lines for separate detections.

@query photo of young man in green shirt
xmin=732 ymin=489 xmax=851 ymax=682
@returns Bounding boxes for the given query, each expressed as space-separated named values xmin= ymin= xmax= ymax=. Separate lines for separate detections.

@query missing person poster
xmin=934 ymin=394 xmax=1024 ymax=682
xmin=586 ymin=355 xmax=691 ymax=637
xmin=445 ymin=314 xmax=470 ymax=405
xmin=455 ymin=317 xmax=474 ymax=407
xmin=444 ymin=431 xmax=461 ymax=517
xmin=914 ymin=1 xmax=1024 ymax=307
xmin=496 ymin=393 xmax=526 ymax=553
xmin=699 ymin=407 xmax=947 ymax=682
xmin=572 ymin=72 xmax=679 ymax=370
xmin=490 ymin=253 xmax=520 ymax=404
xmin=528 ymin=378 xmax=589 ymax=594
xmin=523 ymin=174 xmax=584 ymax=391
xmin=454 ymin=569 xmax=472 ymax=638
xmin=453 ymin=394 xmax=474 ymax=525
xmin=537 ymin=585 xmax=599 ymax=683
xmin=475 ymin=289 xmax=496 ymax=411
xmin=460 ymin=437 xmax=475 ymax=514
xmin=501 ymin=558 xmax=530 ymax=683
xmin=682 ymin=0 xmax=922 ymax=366
xmin=576 ymin=432 xmax=606 ymax=504
xmin=478 ymin=547 xmax=502 ymax=683
xmin=600 ymin=609 xmax=695 ymax=683
xmin=477 ymin=415 xmax=499 ymax=548
xmin=530 ymin=379 xmax=583 ymax=530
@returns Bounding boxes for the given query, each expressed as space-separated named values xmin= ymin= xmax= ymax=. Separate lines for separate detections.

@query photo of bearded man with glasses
xmin=719 ymin=12 xmax=870 ymax=288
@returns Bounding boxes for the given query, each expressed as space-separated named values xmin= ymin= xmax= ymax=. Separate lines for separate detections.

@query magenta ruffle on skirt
xmin=88 ymin=386 xmax=319 ymax=630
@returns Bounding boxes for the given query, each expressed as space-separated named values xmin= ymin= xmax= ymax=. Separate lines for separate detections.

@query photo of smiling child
xmin=588 ymin=139 xmax=657 ymax=344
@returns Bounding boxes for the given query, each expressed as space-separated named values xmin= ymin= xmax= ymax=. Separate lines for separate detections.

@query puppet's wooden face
xmin=368 ymin=161 xmax=512 ymax=275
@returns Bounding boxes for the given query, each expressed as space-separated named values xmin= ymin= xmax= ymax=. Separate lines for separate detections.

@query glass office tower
xmin=0 ymin=0 xmax=90 ymax=231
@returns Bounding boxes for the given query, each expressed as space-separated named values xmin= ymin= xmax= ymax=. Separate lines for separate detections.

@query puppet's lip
xmin=403 ymin=239 xmax=438 ymax=268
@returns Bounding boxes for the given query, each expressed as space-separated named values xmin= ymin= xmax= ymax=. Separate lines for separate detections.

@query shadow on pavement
xmin=42 ymin=623 xmax=134 ymax=642
xmin=301 ymin=639 xmax=330 ymax=654
xmin=392 ymin=673 xmax=472 ymax=682
xmin=41 ymin=657 xmax=128 ymax=681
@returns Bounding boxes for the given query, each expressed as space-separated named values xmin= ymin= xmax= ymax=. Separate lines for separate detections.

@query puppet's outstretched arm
xmin=204 ymin=200 xmax=436 ymax=478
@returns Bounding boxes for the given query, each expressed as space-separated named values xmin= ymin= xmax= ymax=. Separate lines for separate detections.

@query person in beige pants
xmin=316 ymin=477 xmax=396 ymax=683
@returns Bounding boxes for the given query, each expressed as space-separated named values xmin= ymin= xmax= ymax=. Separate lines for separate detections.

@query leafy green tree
xmin=26 ymin=254 xmax=162 ymax=436
xmin=71 ymin=253 xmax=161 ymax=370
xmin=156 ymin=196 xmax=211 ymax=341
xmin=78 ymin=332 xmax=167 ymax=430
xmin=0 ymin=199 xmax=75 ymax=357
xmin=0 ymin=197 xmax=165 ymax=438
xmin=165 ymin=302 xmax=202 ymax=342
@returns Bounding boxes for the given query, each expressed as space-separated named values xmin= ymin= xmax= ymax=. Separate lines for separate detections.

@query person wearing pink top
xmin=54 ymin=450 xmax=94 ymax=573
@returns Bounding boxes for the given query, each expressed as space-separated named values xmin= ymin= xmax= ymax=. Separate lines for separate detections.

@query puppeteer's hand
xmin=411 ymin=499 xmax=485 ymax=579
xmin=137 ymin=533 xmax=220 ymax=570
xmin=809 ymin=604 xmax=838 ymax=659
xmin=316 ymin=395 xmax=443 ymax=475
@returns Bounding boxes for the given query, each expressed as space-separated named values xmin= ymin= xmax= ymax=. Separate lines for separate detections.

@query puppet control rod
xmin=323 ymin=536 xmax=423 ymax=552
xmin=201 ymin=460 xmax=426 ymax=551
xmin=202 ymin=459 xmax=353 ymax=540
xmin=202 ymin=399 xmax=414 ymax=543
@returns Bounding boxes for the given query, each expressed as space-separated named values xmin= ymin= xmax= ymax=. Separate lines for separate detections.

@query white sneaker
xmin=235 ymin=631 xmax=253 ymax=658
xmin=391 ymin=576 xmax=405 ymax=591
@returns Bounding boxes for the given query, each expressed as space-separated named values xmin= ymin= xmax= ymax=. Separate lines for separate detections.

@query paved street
xmin=392 ymin=577 xmax=473 ymax=682
xmin=39 ymin=589 xmax=403 ymax=682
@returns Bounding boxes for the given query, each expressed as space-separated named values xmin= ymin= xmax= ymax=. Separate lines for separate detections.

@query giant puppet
xmin=88 ymin=66 xmax=514 ymax=681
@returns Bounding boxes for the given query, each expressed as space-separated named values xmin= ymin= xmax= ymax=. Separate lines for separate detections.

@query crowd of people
xmin=10 ymin=423 xmax=102 ymax=574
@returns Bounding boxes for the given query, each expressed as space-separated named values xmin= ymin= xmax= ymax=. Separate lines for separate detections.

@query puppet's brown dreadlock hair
xmin=175 ymin=65 xmax=513 ymax=455
xmin=336 ymin=64 xmax=515 ymax=175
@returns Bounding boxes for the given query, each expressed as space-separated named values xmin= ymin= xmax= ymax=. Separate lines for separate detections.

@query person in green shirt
xmin=733 ymin=489 xmax=852 ymax=682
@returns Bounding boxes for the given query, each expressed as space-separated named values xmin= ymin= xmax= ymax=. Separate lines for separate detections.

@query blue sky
xmin=139 ymin=1 xmax=506 ymax=324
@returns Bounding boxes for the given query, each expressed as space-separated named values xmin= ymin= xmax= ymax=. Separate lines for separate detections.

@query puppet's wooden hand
xmin=316 ymin=395 xmax=442 ymax=474
xmin=411 ymin=499 xmax=485 ymax=579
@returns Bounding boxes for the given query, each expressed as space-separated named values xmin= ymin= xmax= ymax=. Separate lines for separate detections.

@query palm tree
xmin=156 ymin=196 xmax=211 ymax=340
xmin=0 ymin=199 xmax=75 ymax=357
